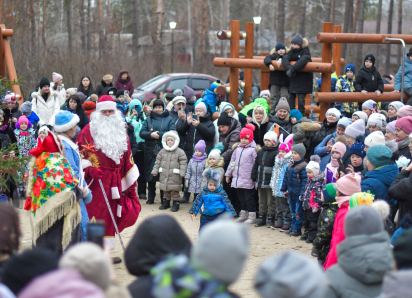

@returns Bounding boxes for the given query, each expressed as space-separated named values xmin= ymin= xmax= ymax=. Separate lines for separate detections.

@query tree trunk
xmin=192 ymin=0 xmax=200 ymax=72
xmin=42 ymin=0 xmax=46 ymax=48
xmin=97 ymin=0 xmax=103 ymax=57
xmin=299 ymin=0 xmax=306 ymax=37
xmin=66 ymin=0 xmax=72 ymax=55
xmin=201 ymin=0 xmax=210 ymax=73
xmin=153 ymin=0 xmax=165 ymax=76
xmin=325 ymin=0 xmax=331 ymax=22
xmin=132 ymin=0 xmax=139 ymax=58
xmin=341 ymin=0 xmax=353 ymax=61
xmin=355 ymin=0 xmax=366 ymax=68
xmin=224 ymin=0 xmax=230 ymax=57
xmin=87 ymin=0 xmax=91 ymax=52
xmin=353 ymin=0 xmax=360 ymax=31
xmin=187 ymin=0 xmax=193 ymax=70
xmin=375 ymin=0 xmax=382 ymax=67
xmin=386 ymin=0 xmax=394 ymax=74
xmin=277 ymin=0 xmax=285 ymax=43
xmin=397 ymin=0 xmax=403 ymax=66
xmin=30 ymin=0 xmax=36 ymax=57
xmin=80 ymin=0 xmax=86 ymax=53
xmin=330 ymin=0 xmax=336 ymax=23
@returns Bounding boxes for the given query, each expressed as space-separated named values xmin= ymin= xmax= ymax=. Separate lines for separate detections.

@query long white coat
xmin=32 ymin=91 xmax=60 ymax=127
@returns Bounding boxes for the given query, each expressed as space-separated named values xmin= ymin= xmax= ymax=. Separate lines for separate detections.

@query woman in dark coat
xmin=125 ymin=215 xmax=192 ymax=298
xmin=77 ymin=76 xmax=96 ymax=97
xmin=114 ymin=70 xmax=134 ymax=96
xmin=140 ymin=99 xmax=176 ymax=204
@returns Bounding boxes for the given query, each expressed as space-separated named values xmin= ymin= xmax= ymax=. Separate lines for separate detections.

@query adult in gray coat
xmin=325 ymin=205 xmax=394 ymax=298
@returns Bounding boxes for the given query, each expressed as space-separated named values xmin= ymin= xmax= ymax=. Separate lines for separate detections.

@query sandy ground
xmin=19 ymin=192 xmax=312 ymax=297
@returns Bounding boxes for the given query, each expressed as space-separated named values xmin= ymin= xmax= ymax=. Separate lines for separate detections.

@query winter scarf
xmin=270 ymin=153 xmax=293 ymax=197
xmin=192 ymin=154 xmax=207 ymax=162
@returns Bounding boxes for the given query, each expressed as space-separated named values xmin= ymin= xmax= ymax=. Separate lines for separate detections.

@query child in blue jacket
xmin=190 ymin=168 xmax=236 ymax=231
xmin=280 ymin=144 xmax=308 ymax=236
xmin=201 ymin=80 xmax=221 ymax=114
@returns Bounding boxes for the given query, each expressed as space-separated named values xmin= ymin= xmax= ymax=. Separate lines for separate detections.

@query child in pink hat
xmin=324 ymin=141 xmax=347 ymax=184
xmin=323 ymin=173 xmax=362 ymax=269
xmin=14 ymin=115 xmax=36 ymax=158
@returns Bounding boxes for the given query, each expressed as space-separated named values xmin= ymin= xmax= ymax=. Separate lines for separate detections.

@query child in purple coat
xmin=225 ymin=124 xmax=258 ymax=224
xmin=185 ymin=140 xmax=207 ymax=202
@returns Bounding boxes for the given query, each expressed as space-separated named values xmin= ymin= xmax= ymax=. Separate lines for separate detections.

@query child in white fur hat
xmin=201 ymin=144 xmax=225 ymax=188
xmin=301 ymin=155 xmax=325 ymax=243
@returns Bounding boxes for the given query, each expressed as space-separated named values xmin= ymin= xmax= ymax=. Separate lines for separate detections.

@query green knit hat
xmin=322 ymin=183 xmax=336 ymax=203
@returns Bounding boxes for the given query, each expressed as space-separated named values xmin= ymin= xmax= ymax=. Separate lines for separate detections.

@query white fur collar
xmin=161 ymin=130 xmax=180 ymax=151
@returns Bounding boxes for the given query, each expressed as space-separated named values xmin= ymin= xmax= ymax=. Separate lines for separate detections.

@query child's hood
xmin=129 ymin=99 xmax=143 ymax=113
xmin=269 ymin=47 xmax=289 ymax=55
xmin=161 ymin=130 xmax=180 ymax=151
xmin=206 ymin=156 xmax=225 ymax=168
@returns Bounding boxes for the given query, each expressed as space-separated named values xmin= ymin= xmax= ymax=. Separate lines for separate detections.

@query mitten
xmin=286 ymin=69 xmax=293 ymax=78
xmin=85 ymin=167 xmax=103 ymax=180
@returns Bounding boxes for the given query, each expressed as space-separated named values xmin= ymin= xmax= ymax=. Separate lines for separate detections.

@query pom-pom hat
xmin=203 ymin=168 xmax=222 ymax=187
xmin=54 ymin=111 xmax=80 ymax=133
xmin=96 ymin=95 xmax=116 ymax=112
xmin=52 ymin=72 xmax=63 ymax=83
xmin=239 ymin=124 xmax=255 ymax=143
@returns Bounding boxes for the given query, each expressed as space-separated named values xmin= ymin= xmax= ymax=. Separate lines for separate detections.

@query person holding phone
xmin=324 ymin=142 xmax=347 ymax=184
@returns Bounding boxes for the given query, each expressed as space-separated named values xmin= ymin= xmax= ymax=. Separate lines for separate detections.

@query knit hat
xmin=39 ymin=77 xmax=50 ymax=89
xmin=364 ymin=131 xmax=386 ymax=147
xmin=395 ymin=116 xmax=412 ymax=134
xmin=332 ymin=142 xmax=347 ymax=158
xmin=106 ymin=86 xmax=117 ymax=96
xmin=1 ymin=248 xmax=59 ymax=295
xmin=276 ymin=97 xmax=290 ymax=112
xmin=202 ymin=168 xmax=221 ymax=187
xmin=345 ymin=119 xmax=366 ymax=139
xmin=366 ymin=145 xmax=392 ymax=168
xmin=364 ymin=54 xmax=376 ymax=66
xmin=362 ymin=99 xmax=378 ymax=112
xmin=263 ymin=131 xmax=278 ymax=146
xmin=254 ymin=251 xmax=327 ymax=298
xmin=52 ymin=72 xmax=63 ymax=83
xmin=290 ymin=109 xmax=303 ymax=121
xmin=279 ymin=134 xmax=294 ymax=153
xmin=16 ymin=115 xmax=31 ymax=130
xmin=59 ymin=243 xmax=111 ymax=290
xmin=345 ymin=205 xmax=383 ymax=237
xmin=349 ymin=192 xmax=375 ymax=209
xmin=239 ymin=124 xmax=255 ymax=143
xmin=194 ymin=140 xmax=206 ymax=155
xmin=367 ymin=113 xmax=386 ymax=128
xmin=153 ymin=99 xmax=164 ymax=110
xmin=260 ymin=90 xmax=271 ymax=98
xmin=306 ymin=156 xmax=320 ymax=176
xmin=95 ymin=95 xmax=116 ymax=112
xmin=337 ymin=117 xmax=352 ymax=128
xmin=386 ymin=120 xmax=397 ymax=135
xmin=389 ymin=101 xmax=404 ymax=111
xmin=292 ymin=144 xmax=306 ymax=158
xmin=349 ymin=141 xmax=366 ymax=158
xmin=208 ymin=148 xmax=222 ymax=161
xmin=210 ymin=80 xmax=221 ymax=91
xmin=217 ymin=111 xmax=231 ymax=127
xmin=326 ymin=107 xmax=341 ymax=119
xmin=195 ymin=102 xmax=207 ymax=114
xmin=116 ymin=89 xmax=125 ymax=97
xmin=247 ymin=109 xmax=254 ymax=117
xmin=291 ymin=34 xmax=304 ymax=46
xmin=183 ymin=85 xmax=195 ymax=100
xmin=353 ymin=111 xmax=368 ymax=125
xmin=394 ymin=228 xmax=412 ymax=270
xmin=173 ymin=89 xmax=183 ymax=96
xmin=345 ymin=64 xmax=355 ymax=73
xmin=20 ymin=101 xmax=32 ymax=114
xmin=171 ymin=95 xmax=186 ymax=106
xmin=102 ymin=74 xmax=113 ymax=81
xmin=322 ymin=183 xmax=337 ymax=203
xmin=191 ymin=218 xmax=249 ymax=285
xmin=397 ymin=105 xmax=412 ymax=118
xmin=335 ymin=173 xmax=362 ymax=197
xmin=275 ymin=42 xmax=286 ymax=51
xmin=66 ymin=88 xmax=77 ymax=96
xmin=54 ymin=110 xmax=80 ymax=133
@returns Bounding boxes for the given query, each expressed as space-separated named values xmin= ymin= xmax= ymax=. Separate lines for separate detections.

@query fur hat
xmin=162 ymin=130 xmax=180 ymax=149
xmin=239 ymin=124 xmax=255 ymax=143
xmin=264 ymin=131 xmax=278 ymax=146
xmin=367 ymin=113 xmax=386 ymax=128
xmin=367 ymin=145 xmax=392 ymax=168
xmin=279 ymin=134 xmax=294 ymax=153
xmin=52 ymin=72 xmax=63 ymax=83
xmin=362 ymin=99 xmax=378 ymax=112
xmin=276 ymin=97 xmax=290 ymax=112
xmin=292 ymin=144 xmax=306 ymax=158
xmin=364 ymin=131 xmax=386 ymax=147
xmin=345 ymin=119 xmax=366 ymax=139
xmin=326 ymin=108 xmax=341 ymax=119
xmin=202 ymin=168 xmax=221 ymax=187
xmin=307 ymin=155 xmax=321 ymax=176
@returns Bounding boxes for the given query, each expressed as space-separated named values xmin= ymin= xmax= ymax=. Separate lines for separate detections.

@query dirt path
xmin=19 ymin=194 xmax=312 ymax=297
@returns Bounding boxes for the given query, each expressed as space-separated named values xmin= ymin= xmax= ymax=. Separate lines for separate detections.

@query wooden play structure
xmin=214 ymin=21 xmax=412 ymax=121
xmin=0 ymin=24 xmax=23 ymax=105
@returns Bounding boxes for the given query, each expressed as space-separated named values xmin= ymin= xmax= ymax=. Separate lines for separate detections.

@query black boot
xmin=180 ymin=193 xmax=190 ymax=204
xmin=146 ymin=197 xmax=154 ymax=205
xmin=267 ymin=214 xmax=275 ymax=228
xmin=139 ymin=193 xmax=147 ymax=200
xmin=159 ymin=199 xmax=171 ymax=210
xmin=254 ymin=214 xmax=267 ymax=227
xmin=171 ymin=201 xmax=180 ymax=212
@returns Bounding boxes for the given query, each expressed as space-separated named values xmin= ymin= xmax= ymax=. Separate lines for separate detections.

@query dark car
xmin=133 ymin=73 xmax=219 ymax=103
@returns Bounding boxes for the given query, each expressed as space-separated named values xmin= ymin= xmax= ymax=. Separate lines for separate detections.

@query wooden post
xmin=243 ymin=22 xmax=254 ymax=102
xmin=0 ymin=25 xmax=6 ymax=79
xmin=3 ymin=38 xmax=23 ymax=104
xmin=229 ymin=20 xmax=240 ymax=111
xmin=333 ymin=25 xmax=342 ymax=76
xmin=320 ymin=22 xmax=334 ymax=121
xmin=260 ymin=52 xmax=270 ymax=102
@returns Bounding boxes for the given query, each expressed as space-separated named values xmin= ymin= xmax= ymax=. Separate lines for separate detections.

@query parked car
xmin=133 ymin=73 xmax=219 ymax=103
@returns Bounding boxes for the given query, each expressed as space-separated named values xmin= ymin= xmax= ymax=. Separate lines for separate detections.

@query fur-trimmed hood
xmin=161 ymin=130 xmax=180 ymax=151
xmin=301 ymin=121 xmax=321 ymax=132
xmin=269 ymin=47 xmax=290 ymax=55
xmin=32 ymin=90 xmax=59 ymax=101
xmin=206 ymin=156 xmax=225 ymax=169
xmin=288 ymin=38 xmax=309 ymax=51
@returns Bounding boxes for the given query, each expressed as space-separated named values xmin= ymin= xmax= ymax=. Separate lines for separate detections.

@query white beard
xmin=90 ymin=110 xmax=128 ymax=164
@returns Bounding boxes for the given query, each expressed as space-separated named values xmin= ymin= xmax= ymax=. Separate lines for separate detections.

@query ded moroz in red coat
xmin=76 ymin=124 xmax=141 ymax=237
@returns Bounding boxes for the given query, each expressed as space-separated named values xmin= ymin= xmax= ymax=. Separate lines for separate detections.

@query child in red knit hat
xmin=225 ymin=124 xmax=258 ymax=224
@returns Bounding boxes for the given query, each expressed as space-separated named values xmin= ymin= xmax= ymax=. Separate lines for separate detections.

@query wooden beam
xmin=239 ymin=56 xmax=345 ymax=65
xmin=317 ymin=32 xmax=412 ymax=44
xmin=316 ymin=92 xmax=409 ymax=102
xmin=3 ymin=37 xmax=23 ymax=104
